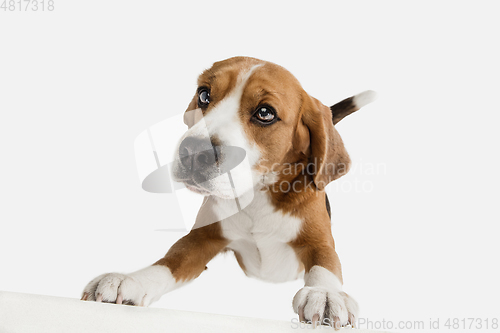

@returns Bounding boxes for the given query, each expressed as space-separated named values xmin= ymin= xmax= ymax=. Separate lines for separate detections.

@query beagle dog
xmin=81 ymin=57 xmax=376 ymax=328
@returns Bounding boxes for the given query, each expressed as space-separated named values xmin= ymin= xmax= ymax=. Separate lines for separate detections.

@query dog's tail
xmin=330 ymin=90 xmax=377 ymax=125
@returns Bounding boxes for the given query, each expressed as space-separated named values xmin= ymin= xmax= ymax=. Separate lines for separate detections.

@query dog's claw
xmin=81 ymin=292 xmax=89 ymax=301
xmin=333 ymin=316 xmax=341 ymax=330
xmin=348 ymin=313 xmax=356 ymax=328
xmin=298 ymin=306 xmax=305 ymax=322
xmin=116 ymin=294 xmax=123 ymax=304
xmin=312 ymin=314 xmax=320 ymax=328
xmin=96 ymin=294 xmax=103 ymax=302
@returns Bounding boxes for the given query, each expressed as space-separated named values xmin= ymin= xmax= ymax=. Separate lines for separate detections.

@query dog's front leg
xmin=292 ymin=245 xmax=358 ymax=329
xmin=81 ymin=223 xmax=228 ymax=306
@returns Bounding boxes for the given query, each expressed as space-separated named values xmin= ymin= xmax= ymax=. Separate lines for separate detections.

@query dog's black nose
xmin=178 ymin=137 xmax=216 ymax=173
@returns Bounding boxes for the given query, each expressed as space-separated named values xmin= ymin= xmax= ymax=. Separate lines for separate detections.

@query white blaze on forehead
xmin=205 ymin=64 xmax=262 ymax=151
xmin=179 ymin=64 xmax=264 ymax=199
xmin=187 ymin=64 xmax=263 ymax=166
xmin=206 ymin=64 xmax=264 ymax=195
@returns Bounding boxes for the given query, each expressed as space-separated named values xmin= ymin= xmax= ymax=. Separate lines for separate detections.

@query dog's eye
xmin=198 ymin=89 xmax=210 ymax=108
xmin=253 ymin=106 xmax=277 ymax=124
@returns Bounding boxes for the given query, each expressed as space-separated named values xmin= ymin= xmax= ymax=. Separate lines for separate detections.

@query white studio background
xmin=1 ymin=1 xmax=499 ymax=332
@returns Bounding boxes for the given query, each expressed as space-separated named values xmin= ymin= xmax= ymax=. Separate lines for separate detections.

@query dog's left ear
xmin=296 ymin=90 xmax=377 ymax=190
xmin=297 ymin=94 xmax=350 ymax=190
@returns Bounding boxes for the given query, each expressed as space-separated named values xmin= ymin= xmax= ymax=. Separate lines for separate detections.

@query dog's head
xmin=172 ymin=56 xmax=375 ymax=198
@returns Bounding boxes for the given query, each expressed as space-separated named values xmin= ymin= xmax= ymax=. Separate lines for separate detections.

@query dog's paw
xmin=81 ymin=266 xmax=174 ymax=307
xmin=292 ymin=287 xmax=358 ymax=329
xmin=81 ymin=272 xmax=147 ymax=306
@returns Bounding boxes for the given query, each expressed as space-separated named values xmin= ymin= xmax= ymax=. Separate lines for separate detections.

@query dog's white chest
xmin=220 ymin=191 xmax=304 ymax=282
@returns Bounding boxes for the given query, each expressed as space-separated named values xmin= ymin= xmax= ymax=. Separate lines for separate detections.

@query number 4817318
xmin=1 ymin=0 xmax=55 ymax=11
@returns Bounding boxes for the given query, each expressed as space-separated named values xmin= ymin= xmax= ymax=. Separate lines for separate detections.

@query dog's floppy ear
xmin=297 ymin=94 xmax=351 ymax=191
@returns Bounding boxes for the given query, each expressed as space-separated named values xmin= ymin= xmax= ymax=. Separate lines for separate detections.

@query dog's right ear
xmin=330 ymin=90 xmax=377 ymax=125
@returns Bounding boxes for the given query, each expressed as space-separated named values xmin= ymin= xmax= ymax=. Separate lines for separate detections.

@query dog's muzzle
xmin=134 ymin=111 xmax=255 ymax=231
xmin=175 ymin=136 xmax=247 ymax=194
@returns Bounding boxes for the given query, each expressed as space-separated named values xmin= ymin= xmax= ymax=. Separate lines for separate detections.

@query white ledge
xmin=0 ymin=291 xmax=389 ymax=333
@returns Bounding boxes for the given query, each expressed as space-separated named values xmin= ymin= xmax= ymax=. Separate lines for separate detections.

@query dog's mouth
xmin=183 ymin=179 xmax=212 ymax=196
xmin=172 ymin=142 xmax=249 ymax=198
